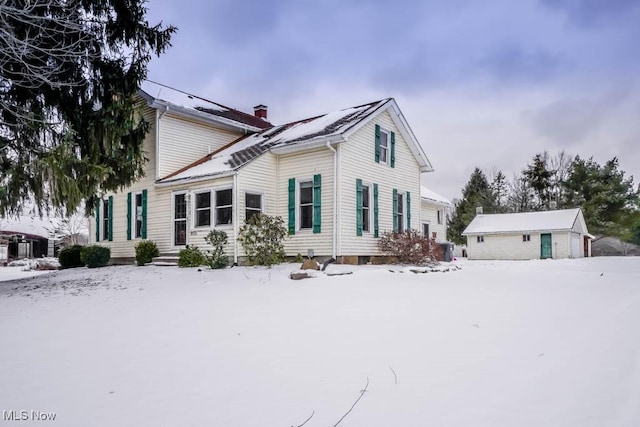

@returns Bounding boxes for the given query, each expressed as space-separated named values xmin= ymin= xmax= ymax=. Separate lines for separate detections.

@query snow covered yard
xmin=1 ymin=258 xmax=639 ymax=427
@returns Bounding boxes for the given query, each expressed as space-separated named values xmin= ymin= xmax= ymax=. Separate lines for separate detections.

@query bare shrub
xmin=377 ymin=229 xmax=443 ymax=265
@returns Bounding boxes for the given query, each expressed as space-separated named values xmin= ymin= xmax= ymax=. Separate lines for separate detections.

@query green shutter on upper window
xmin=390 ymin=131 xmax=396 ymax=168
xmin=141 ymin=189 xmax=147 ymax=239
xmin=108 ymin=196 xmax=113 ymax=241
xmin=406 ymin=191 xmax=411 ymax=230
xmin=288 ymin=178 xmax=295 ymax=235
xmin=95 ymin=199 xmax=100 ymax=242
xmin=126 ymin=192 xmax=132 ymax=240
xmin=356 ymin=179 xmax=363 ymax=236
xmin=392 ymin=189 xmax=398 ymax=232
xmin=313 ymin=174 xmax=321 ymax=233
xmin=373 ymin=183 xmax=379 ymax=238
xmin=374 ymin=124 xmax=381 ymax=163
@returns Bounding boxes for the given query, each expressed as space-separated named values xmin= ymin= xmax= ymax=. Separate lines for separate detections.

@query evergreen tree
xmin=0 ymin=0 xmax=176 ymax=216
xmin=490 ymin=170 xmax=509 ymax=213
xmin=523 ymin=152 xmax=552 ymax=210
xmin=448 ymin=168 xmax=497 ymax=244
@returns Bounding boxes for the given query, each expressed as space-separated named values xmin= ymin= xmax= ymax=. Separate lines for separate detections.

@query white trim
xmin=378 ymin=127 xmax=391 ymax=167
xmin=192 ymin=189 xmax=213 ymax=229
xmin=296 ymin=177 xmax=314 ymax=232
xmin=171 ymin=190 xmax=188 ymax=249
xmin=131 ymin=191 xmax=144 ymax=240
xmin=244 ymin=190 xmax=264 ymax=222
xmin=360 ymin=180 xmax=373 ymax=234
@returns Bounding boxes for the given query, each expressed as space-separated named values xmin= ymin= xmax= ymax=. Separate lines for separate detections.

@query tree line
xmin=448 ymin=151 xmax=640 ymax=245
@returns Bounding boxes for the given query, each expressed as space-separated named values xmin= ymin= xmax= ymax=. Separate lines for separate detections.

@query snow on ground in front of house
xmin=1 ymin=258 xmax=639 ymax=426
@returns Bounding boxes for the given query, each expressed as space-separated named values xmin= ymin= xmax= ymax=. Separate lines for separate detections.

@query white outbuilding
xmin=462 ymin=208 xmax=593 ymax=260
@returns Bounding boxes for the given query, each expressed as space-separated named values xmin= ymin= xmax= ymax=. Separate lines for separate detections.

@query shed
xmin=462 ymin=208 xmax=592 ymax=260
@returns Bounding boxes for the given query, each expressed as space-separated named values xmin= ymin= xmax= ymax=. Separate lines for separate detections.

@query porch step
xmin=152 ymin=254 xmax=179 ymax=266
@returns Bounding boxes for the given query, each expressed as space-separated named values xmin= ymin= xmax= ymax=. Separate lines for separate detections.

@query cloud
xmin=477 ymin=45 xmax=567 ymax=84
xmin=539 ymin=0 xmax=640 ymax=28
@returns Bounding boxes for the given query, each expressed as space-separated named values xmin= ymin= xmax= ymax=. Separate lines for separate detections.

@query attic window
xmin=379 ymin=129 xmax=389 ymax=164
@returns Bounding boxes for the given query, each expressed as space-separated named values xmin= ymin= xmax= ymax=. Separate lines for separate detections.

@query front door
xmin=173 ymin=193 xmax=187 ymax=247
xmin=540 ymin=233 xmax=552 ymax=259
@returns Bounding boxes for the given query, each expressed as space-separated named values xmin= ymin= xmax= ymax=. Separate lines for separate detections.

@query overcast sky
xmin=144 ymin=0 xmax=640 ymax=202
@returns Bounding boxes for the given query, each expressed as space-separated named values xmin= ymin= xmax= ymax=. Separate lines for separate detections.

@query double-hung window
xmin=477 ymin=235 xmax=484 ymax=243
xmin=397 ymin=193 xmax=404 ymax=233
xmin=362 ymin=184 xmax=370 ymax=232
xmin=216 ymin=189 xmax=233 ymax=225
xmin=134 ymin=193 xmax=143 ymax=237
xmin=245 ymin=192 xmax=262 ymax=222
xmin=299 ymin=181 xmax=313 ymax=229
xmin=195 ymin=191 xmax=211 ymax=227
xmin=379 ymin=129 xmax=389 ymax=164
xmin=437 ymin=209 xmax=442 ymax=225
xmin=423 ymin=223 xmax=430 ymax=237
xmin=102 ymin=199 xmax=109 ymax=240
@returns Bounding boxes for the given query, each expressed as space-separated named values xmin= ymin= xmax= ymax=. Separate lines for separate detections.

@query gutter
xmin=155 ymin=105 xmax=169 ymax=180
xmin=270 ymin=135 xmax=346 ymax=155
xmin=326 ymin=141 xmax=337 ymax=259
xmin=154 ymin=170 xmax=235 ymax=188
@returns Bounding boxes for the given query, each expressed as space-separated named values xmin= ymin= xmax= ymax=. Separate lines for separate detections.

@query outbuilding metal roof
xmin=463 ymin=208 xmax=584 ymax=235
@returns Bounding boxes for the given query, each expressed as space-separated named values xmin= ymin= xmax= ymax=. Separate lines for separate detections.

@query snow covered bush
xmin=58 ymin=245 xmax=85 ymax=269
xmin=178 ymin=245 xmax=206 ymax=267
xmin=80 ymin=245 xmax=111 ymax=268
xmin=377 ymin=229 xmax=443 ymax=265
xmin=135 ymin=240 xmax=159 ymax=266
xmin=238 ymin=214 xmax=287 ymax=266
xmin=204 ymin=230 xmax=228 ymax=269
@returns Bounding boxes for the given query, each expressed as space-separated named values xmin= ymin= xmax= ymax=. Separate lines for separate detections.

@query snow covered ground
xmin=1 ymin=257 xmax=639 ymax=426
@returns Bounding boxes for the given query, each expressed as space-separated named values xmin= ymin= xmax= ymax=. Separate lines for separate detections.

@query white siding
xmin=338 ymin=110 xmax=421 ymax=256
xmin=157 ymin=113 xmax=241 ymax=179
xmin=420 ymin=200 xmax=447 ymax=242
xmin=466 ymin=231 xmax=572 ymax=260
xmin=277 ymin=148 xmax=335 ymax=257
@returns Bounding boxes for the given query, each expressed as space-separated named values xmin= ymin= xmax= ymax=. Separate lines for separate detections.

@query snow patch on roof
xmin=420 ymin=187 xmax=451 ymax=205
xmin=463 ymin=208 xmax=582 ymax=234
xmin=159 ymin=100 xmax=389 ymax=184
xmin=0 ymin=216 xmax=57 ymax=238
xmin=140 ymin=80 xmax=226 ymax=112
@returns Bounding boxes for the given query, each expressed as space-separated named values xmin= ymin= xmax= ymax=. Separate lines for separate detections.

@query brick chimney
xmin=253 ymin=104 xmax=268 ymax=120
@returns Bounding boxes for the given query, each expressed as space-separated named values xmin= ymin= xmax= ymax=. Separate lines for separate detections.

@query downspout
xmin=326 ymin=141 xmax=337 ymax=259
xmin=233 ymin=171 xmax=239 ymax=265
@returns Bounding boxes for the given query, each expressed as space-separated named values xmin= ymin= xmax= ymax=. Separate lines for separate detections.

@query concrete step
xmin=152 ymin=255 xmax=179 ymax=266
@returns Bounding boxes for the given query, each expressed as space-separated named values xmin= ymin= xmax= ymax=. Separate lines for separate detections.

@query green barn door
xmin=540 ymin=233 xmax=552 ymax=259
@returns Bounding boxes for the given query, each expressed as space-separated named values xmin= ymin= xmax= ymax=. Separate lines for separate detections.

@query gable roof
xmin=421 ymin=186 xmax=451 ymax=206
xmin=158 ymin=98 xmax=434 ymax=185
xmin=462 ymin=208 xmax=585 ymax=235
xmin=0 ymin=216 xmax=56 ymax=239
xmin=138 ymin=80 xmax=272 ymax=132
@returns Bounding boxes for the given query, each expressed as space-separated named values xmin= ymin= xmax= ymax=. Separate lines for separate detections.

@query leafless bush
xmin=377 ymin=229 xmax=443 ymax=265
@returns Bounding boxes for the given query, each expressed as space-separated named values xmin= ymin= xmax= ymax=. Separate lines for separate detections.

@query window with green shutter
xmin=313 ymin=174 xmax=321 ymax=233
xmin=127 ymin=192 xmax=132 ymax=240
xmin=356 ymin=179 xmax=363 ymax=236
xmin=373 ymin=183 xmax=379 ymax=238
xmin=392 ymin=189 xmax=398 ymax=232
xmin=406 ymin=191 xmax=410 ymax=230
xmin=95 ymin=199 xmax=100 ymax=242
xmin=288 ymin=178 xmax=296 ymax=235
xmin=141 ymin=189 xmax=147 ymax=239
xmin=375 ymin=124 xmax=381 ymax=163
xmin=108 ymin=196 xmax=113 ymax=241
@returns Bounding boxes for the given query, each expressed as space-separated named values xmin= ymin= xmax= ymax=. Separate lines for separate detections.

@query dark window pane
xmin=196 ymin=209 xmax=211 ymax=227
xmin=362 ymin=186 xmax=369 ymax=208
xmin=246 ymin=193 xmax=261 ymax=209
xmin=216 ymin=206 xmax=232 ymax=225
xmin=216 ymin=189 xmax=232 ymax=206
xmin=300 ymin=205 xmax=313 ymax=229
xmin=397 ymin=194 xmax=403 ymax=214
xmin=175 ymin=194 xmax=186 ymax=219
xmin=300 ymin=183 xmax=313 ymax=204
xmin=246 ymin=209 xmax=261 ymax=222
xmin=423 ymin=224 xmax=429 ymax=236
xmin=380 ymin=131 xmax=388 ymax=148
xmin=362 ymin=208 xmax=369 ymax=232
xmin=196 ymin=192 xmax=211 ymax=208
xmin=175 ymin=220 xmax=186 ymax=245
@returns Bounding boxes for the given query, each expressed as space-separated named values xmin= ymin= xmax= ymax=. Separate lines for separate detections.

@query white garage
xmin=462 ymin=208 xmax=593 ymax=260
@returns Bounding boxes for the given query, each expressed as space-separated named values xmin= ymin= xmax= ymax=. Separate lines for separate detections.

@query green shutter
xmin=390 ymin=131 xmax=396 ymax=168
xmin=288 ymin=178 xmax=295 ymax=235
xmin=406 ymin=191 xmax=411 ymax=230
xmin=374 ymin=124 xmax=381 ymax=163
xmin=356 ymin=179 xmax=363 ymax=236
xmin=313 ymin=174 xmax=321 ymax=234
xmin=108 ymin=196 xmax=113 ymax=241
xmin=392 ymin=189 xmax=398 ymax=233
xmin=373 ymin=183 xmax=379 ymax=238
xmin=126 ymin=192 xmax=132 ymax=240
xmin=95 ymin=199 xmax=100 ymax=242
xmin=141 ymin=189 xmax=147 ymax=239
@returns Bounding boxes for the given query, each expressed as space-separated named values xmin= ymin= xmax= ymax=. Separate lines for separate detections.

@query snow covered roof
xmin=158 ymin=99 xmax=391 ymax=184
xmin=462 ymin=208 xmax=584 ymax=235
xmin=139 ymin=80 xmax=272 ymax=131
xmin=420 ymin=186 xmax=451 ymax=206
xmin=0 ymin=216 xmax=56 ymax=239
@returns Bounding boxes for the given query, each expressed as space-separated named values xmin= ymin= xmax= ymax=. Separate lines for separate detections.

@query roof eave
xmin=155 ymin=170 xmax=236 ymax=187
